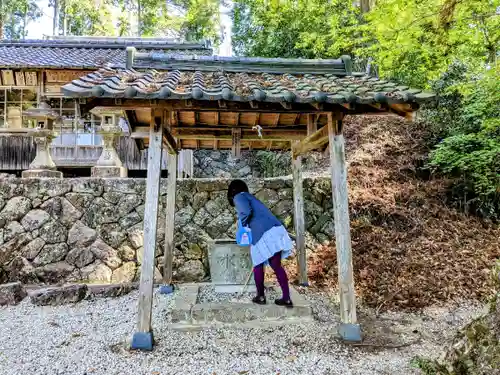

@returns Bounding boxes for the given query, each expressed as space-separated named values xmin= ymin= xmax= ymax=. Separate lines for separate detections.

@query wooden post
xmin=232 ymin=128 xmax=241 ymax=157
xmin=131 ymin=110 xmax=163 ymax=351
xmin=292 ymin=141 xmax=307 ymax=286
xmin=162 ymin=152 xmax=177 ymax=286
xmin=327 ymin=114 xmax=361 ymax=342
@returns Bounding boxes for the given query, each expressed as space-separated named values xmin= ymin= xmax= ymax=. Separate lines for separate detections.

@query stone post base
xmin=22 ymin=169 xmax=63 ymax=178
xmin=91 ymin=166 xmax=128 ymax=178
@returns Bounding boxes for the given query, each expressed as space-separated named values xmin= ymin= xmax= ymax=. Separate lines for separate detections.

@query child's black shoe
xmin=275 ymin=298 xmax=293 ymax=308
xmin=252 ymin=296 xmax=266 ymax=305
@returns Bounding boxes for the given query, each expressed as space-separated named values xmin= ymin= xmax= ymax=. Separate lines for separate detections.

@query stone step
xmin=170 ymin=283 xmax=313 ymax=330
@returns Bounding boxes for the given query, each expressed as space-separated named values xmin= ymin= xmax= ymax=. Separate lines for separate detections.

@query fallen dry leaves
xmin=287 ymin=115 xmax=500 ymax=311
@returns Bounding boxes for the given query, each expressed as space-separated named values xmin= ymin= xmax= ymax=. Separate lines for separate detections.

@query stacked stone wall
xmin=0 ymin=177 xmax=335 ymax=284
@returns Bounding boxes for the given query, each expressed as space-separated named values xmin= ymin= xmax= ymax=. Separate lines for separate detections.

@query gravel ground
xmin=0 ymin=288 xmax=484 ymax=375
xmin=197 ymin=285 xmax=281 ymax=303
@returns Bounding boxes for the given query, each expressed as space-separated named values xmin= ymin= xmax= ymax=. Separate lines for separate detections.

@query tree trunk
xmin=0 ymin=0 xmax=4 ymax=40
xmin=22 ymin=4 xmax=28 ymax=39
xmin=62 ymin=0 xmax=67 ymax=36
xmin=360 ymin=0 xmax=371 ymax=13
xmin=53 ymin=0 xmax=59 ymax=35
xmin=137 ymin=0 xmax=141 ymax=37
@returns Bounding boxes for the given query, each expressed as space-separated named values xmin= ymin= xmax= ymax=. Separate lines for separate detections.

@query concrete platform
xmin=170 ymin=283 xmax=313 ymax=330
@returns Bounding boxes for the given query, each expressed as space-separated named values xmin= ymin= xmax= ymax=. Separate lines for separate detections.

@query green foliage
xmin=56 ymin=0 xmax=115 ymax=36
xmin=174 ymin=0 xmax=221 ymax=42
xmin=232 ymin=0 xmax=362 ymax=58
xmin=427 ymin=67 xmax=500 ymax=220
xmin=360 ymin=0 xmax=499 ymax=87
xmin=0 ymin=0 xmax=41 ymax=39
xmin=48 ymin=0 xmax=220 ymax=40
xmin=410 ymin=356 xmax=447 ymax=375
xmin=253 ymin=151 xmax=291 ymax=178
xmin=233 ymin=0 xmax=500 ymax=221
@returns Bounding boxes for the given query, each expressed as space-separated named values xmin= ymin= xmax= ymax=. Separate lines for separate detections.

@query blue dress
xmin=233 ymin=192 xmax=294 ymax=267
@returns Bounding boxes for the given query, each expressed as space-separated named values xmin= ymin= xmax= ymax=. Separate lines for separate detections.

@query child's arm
xmin=233 ymin=194 xmax=252 ymax=227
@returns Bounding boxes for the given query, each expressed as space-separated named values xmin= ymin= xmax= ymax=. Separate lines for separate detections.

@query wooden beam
xmin=327 ymin=114 xmax=360 ymax=342
xmin=291 ymin=125 xmax=328 ymax=158
xmin=389 ymin=103 xmax=417 ymax=120
xmin=163 ymin=152 xmax=177 ymax=285
xmin=281 ymin=102 xmax=292 ymax=110
xmin=168 ymin=111 xmax=178 ymax=126
xmin=232 ymin=128 xmax=241 ymax=157
xmin=162 ymin=129 xmax=178 ymax=155
xmin=131 ymin=111 xmax=163 ymax=351
xmin=171 ymin=128 xmax=307 ymax=141
xmin=292 ymin=112 xmax=343 ymax=157
xmin=134 ymin=124 xmax=308 ymax=134
xmin=157 ymin=110 xmax=177 ymax=154
xmin=254 ymin=113 xmax=260 ymax=126
xmin=213 ymin=139 xmax=218 ymax=150
xmin=131 ymin=128 xmax=307 ymax=141
xmin=80 ymin=98 xmax=355 ymax=114
xmin=307 ymin=114 xmax=317 ymax=135
xmin=273 ymin=113 xmax=280 ymax=126
xmin=292 ymin=142 xmax=307 ymax=286
xmin=311 ymin=103 xmax=324 ymax=111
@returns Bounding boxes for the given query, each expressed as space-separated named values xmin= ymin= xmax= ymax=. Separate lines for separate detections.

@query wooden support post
xmin=307 ymin=114 xmax=317 ymax=135
xmin=131 ymin=110 xmax=163 ymax=351
xmin=292 ymin=142 xmax=307 ymax=286
xmin=162 ymin=151 xmax=177 ymax=286
xmin=232 ymin=128 xmax=241 ymax=157
xmin=327 ymin=114 xmax=361 ymax=342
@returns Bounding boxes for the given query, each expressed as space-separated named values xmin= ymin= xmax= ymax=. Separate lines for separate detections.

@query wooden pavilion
xmin=61 ymin=50 xmax=434 ymax=350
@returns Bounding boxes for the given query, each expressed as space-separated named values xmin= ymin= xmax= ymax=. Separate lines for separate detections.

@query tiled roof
xmin=61 ymin=55 xmax=435 ymax=106
xmin=0 ymin=38 xmax=212 ymax=69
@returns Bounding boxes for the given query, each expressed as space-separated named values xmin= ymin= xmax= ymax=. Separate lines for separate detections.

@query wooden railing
xmin=0 ymin=134 xmax=193 ymax=175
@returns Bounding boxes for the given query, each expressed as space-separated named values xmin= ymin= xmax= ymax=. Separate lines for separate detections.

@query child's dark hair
xmin=227 ymin=179 xmax=249 ymax=206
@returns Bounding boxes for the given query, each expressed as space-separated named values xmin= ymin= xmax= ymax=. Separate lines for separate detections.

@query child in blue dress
xmin=228 ymin=179 xmax=294 ymax=307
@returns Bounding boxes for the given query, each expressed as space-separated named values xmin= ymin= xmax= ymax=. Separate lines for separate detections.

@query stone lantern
xmin=21 ymin=100 xmax=63 ymax=178
xmin=91 ymin=112 xmax=128 ymax=178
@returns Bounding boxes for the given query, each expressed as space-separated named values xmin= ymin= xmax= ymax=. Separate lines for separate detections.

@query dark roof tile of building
xmin=0 ymin=37 xmax=212 ymax=69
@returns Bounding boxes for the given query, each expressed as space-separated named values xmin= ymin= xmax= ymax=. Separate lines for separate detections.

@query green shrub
xmin=426 ymin=67 xmax=500 ymax=220
xmin=253 ymin=151 xmax=292 ymax=178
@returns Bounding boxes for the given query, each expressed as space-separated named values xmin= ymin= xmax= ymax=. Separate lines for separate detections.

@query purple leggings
xmin=253 ymin=251 xmax=290 ymax=301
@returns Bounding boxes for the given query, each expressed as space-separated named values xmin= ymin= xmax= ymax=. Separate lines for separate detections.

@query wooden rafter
xmin=254 ymin=113 xmax=261 ymax=126
xmin=273 ymin=113 xmax=280 ymax=126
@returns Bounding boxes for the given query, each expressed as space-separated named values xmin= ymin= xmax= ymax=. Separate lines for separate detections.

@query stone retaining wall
xmin=0 ymin=177 xmax=334 ymax=285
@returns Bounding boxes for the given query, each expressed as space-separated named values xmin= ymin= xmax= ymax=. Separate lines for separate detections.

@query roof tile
xmin=0 ymin=39 xmax=212 ymax=69
xmin=62 ymin=67 xmax=435 ymax=106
